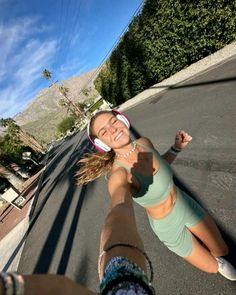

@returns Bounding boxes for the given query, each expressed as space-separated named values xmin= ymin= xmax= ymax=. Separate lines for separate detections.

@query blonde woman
xmin=77 ymin=109 xmax=236 ymax=281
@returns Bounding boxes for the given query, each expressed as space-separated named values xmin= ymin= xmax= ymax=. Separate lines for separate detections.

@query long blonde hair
xmin=76 ymin=110 xmax=116 ymax=185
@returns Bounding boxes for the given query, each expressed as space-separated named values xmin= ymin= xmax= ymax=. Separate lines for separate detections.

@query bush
xmin=57 ymin=116 xmax=76 ymax=134
xmin=95 ymin=0 xmax=236 ymax=104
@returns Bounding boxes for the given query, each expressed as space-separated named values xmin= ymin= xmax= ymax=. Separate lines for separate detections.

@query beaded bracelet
xmin=169 ymin=145 xmax=182 ymax=156
xmin=0 ymin=272 xmax=24 ymax=295
xmin=9 ymin=273 xmax=24 ymax=295
xmin=0 ymin=273 xmax=13 ymax=295
xmin=98 ymin=242 xmax=154 ymax=283
xmin=100 ymin=256 xmax=155 ymax=295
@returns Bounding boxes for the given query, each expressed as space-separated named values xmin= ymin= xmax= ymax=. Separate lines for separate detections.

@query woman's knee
xmin=183 ymin=235 xmax=218 ymax=273
xmin=205 ymin=214 xmax=229 ymax=256
xmin=189 ymin=213 xmax=229 ymax=257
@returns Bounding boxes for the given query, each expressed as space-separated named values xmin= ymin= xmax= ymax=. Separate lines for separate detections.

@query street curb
xmin=0 ymin=152 xmax=51 ymax=272
xmin=118 ymin=41 xmax=236 ymax=111
xmin=28 ymin=155 xmax=49 ymax=219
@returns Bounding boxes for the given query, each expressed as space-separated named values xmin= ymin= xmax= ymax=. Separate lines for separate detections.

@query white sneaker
xmin=216 ymin=257 xmax=236 ymax=281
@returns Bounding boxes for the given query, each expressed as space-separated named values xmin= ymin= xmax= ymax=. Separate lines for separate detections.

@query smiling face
xmin=91 ymin=112 xmax=131 ymax=149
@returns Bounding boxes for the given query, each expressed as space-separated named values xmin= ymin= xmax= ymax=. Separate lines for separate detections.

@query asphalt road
xmin=18 ymin=56 xmax=236 ymax=294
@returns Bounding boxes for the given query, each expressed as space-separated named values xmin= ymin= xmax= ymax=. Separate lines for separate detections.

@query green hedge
xmin=94 ymin=0 xmax=236 ymax=105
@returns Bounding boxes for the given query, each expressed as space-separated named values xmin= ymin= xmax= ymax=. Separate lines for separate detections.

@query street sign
xmin=13 ymin=195 xmax=26 ymax=207
xmin=0 ymin=188 xmax=25 ymax=209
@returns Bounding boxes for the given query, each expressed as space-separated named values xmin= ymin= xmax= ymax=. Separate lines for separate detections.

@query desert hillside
xmin=14 ymin=68 xmax=99 ymax=143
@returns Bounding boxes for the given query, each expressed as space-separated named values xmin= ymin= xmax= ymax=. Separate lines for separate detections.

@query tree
xmin=0 ymin=118 xmax=44 ymax=153
xmin=42 ymin=69 xmax=52 ymax=80
xmin=94 ymin=0 xmax=236 ymax=105
xmin=82 ymin=88 xmax=89 ymax=97
xmin=58 ymin=98 xmax=81 ymax=118
xmin=0 ymin=162 xmax=23 ymax=189
xmin=58 ymin=98 xmax=70 ymax=113
xmin=59 ymin=85 xmax=69 ymax=96
xmin=42 ymin=69 xmax=86 ymax=118
xmin=0 ymin=140 xmax=24 ymax=189
xmin=76 ymin=102 xmax=87 ymax=111
xmin=0 ymin=133 xmax=23 ymax=164
xmin=57 ymin=116 xmax=76 ymax=134
xmin=0 ymin=119 xmax=43 ymax=182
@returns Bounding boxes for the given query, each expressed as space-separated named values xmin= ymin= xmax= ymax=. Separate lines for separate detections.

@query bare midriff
xmin=145 ymin=185 xmax=177 ymax=219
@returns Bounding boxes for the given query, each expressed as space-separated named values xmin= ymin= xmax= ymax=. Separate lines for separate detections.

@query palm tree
xmin=58 ymin=98 xmax=74 ymax=116
xmin=0 ymin=118 xmax=45 ymax=153
xmin=42 ymin=69 xmax=86 ymax=117
xmin=0 ymin=118 xmax=16 ymax=127
xmin=19 ymin=130 xmax=45 ymax=153
xmin=59 ymin=85 xmax=69 ymax=96
xmin=42 ymin=69 xmax=52 ymax=80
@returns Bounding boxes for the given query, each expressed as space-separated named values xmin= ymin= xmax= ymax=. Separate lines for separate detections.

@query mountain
xmin=14 ymin=68 xmax=100 ymax=144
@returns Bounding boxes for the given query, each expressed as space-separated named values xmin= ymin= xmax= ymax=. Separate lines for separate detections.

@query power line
xmin=53 ymin=0 xmax=83 ymax=77
xmin=53 ymin=0 xmax=145 ymax=100
xmin=75 ymin=0 xmax=145 ymax=99
xmin=58 ymin=0 xmax=71 ymax=63
xmin=54 ymin=0 xmax=66 ymax=68
xmin=64 ymin=0 xmax=82 ymax=55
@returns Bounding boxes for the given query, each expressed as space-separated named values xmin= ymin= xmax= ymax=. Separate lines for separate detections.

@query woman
xmin=77 ymin=109 xmax=236 ymax=281
xmin=0 ymin=181 xmax=155 ymax=295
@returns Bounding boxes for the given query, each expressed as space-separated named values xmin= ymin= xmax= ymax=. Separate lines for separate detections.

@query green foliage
xmin=59 ymin=85 xmax=69 ymax=96
xmin=87 ymin=97 xmax=95 ymax=106
xmin=0 ymin=118 xmax=24 ymax=164
xmin=0 ymin=135 xmax=24 ymax=164
xmin=76 ymin=102 xmax=87 ymax=111
xmin=57 ymin=116 xmax=76 ymax=134
xmin=87 ymin=99 xmax=104 ymax=114
xmin=82 ymin=88 xmax=90 ymax=97
xmin=95 ymin=0 xmax=236 ymax=104
xmin=42 ymin=69 xmax=52 ymax=80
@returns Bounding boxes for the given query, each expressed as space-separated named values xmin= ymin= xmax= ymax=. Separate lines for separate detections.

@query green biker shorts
xmin=148 ymin=187 xmax=205 ymax=257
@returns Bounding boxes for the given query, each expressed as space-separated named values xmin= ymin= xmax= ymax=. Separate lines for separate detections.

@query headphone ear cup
xmin=116 ymin=114 xmax=130 ymax=128
xmin=94 ymin=138 xmax=111 ymax=152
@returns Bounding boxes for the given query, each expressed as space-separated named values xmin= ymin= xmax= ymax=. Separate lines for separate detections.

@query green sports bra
xmin=114 ymin=142 xmax=174 ymax=207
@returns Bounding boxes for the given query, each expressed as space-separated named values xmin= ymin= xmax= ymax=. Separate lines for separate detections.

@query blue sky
xmin=0 ymin=0 xmax=143 ymax=119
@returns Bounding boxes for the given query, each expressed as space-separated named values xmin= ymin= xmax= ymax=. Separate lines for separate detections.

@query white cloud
xmin=14 ymin=40 xmax=57 ymax=83
xmin=58 ymin=57 xmax=87 ymax=73
xmin=69 ymin=30 xmax=82 ymax=47
xmin=56 ymin=56 xmax=92 ymax=82
xmin=0 ymin=16 xmax=58 ymax=118
xmin=0 ymin=17 xmax=36 ymax=74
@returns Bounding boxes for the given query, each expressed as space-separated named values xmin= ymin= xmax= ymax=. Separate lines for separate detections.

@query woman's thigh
xmin=187 ymin=212 xmax=228 ymax=257
xmin=184 ymin=234 xmax=218 ymax=273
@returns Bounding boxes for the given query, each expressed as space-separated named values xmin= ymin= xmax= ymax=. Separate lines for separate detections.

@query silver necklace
xmin=116 ymin=141 xmax=137 ymax=158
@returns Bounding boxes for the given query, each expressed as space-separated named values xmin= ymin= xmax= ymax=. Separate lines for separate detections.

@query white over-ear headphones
xmin=87 ymin=109 xmax=130 ymax=152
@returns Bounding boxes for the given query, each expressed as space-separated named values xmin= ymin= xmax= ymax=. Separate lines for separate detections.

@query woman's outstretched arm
xmin=0 ymin=274 xmax=97 ymax=295
xmin=99 ymin=168 xmax=147 ymax=278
